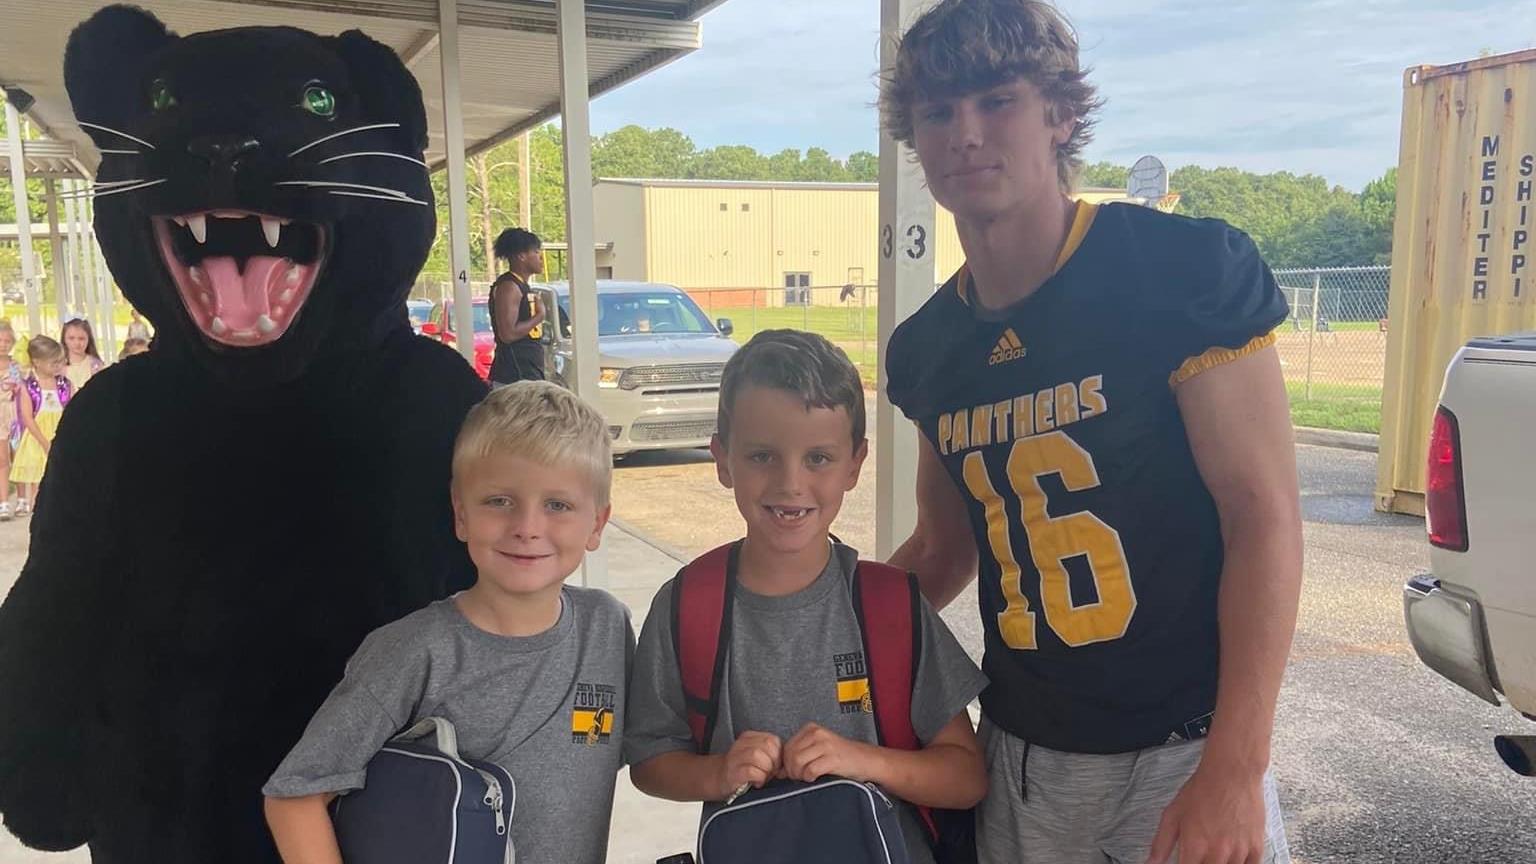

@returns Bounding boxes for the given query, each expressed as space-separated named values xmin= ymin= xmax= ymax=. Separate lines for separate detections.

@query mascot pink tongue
xmin=199 ymin=257 xmax=298 ymax=337
xmin=154 ymin=219 xmax=319 ymax=346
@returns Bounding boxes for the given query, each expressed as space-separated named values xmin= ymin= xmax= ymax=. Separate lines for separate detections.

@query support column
xmin=874 ymin=0 xmax=939 ymax=559
xmin=519 ymin=132 xmax=532 ymax=229
xmin=43 ymin=179 xmax=68 ymax=331
xmin=437 ymin=0 xmax=475 ymax=362
xmin=5 ymin=100 xmax=41 ymax=337
xmin=63 ymin=179 xmax=83 ymax=319
xmin=557 ymin=0 xmax=606 ymax=588
xmin=101 ymin=242 xmax=118 ymax=361
xmin=94 ymin=241 xmax=111 ymax=356
xmin=82 ymin=191 xmax=102 ymax=346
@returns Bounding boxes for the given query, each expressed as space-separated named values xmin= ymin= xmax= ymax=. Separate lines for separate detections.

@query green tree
xmin=1359 ymin=167 xmax=1397 ymax=265
xmin=592 ymin=125 xmax=696 ymax=179
xmin=1170 ymin=165 xmax=1359 ymax=266
xmin=689 ymin=144 xmax=765 ymax=180
xmin=1078 ymin=161 xmax=1129 ymax=190
xmin=846 ymin=151 xmax=878 ymax=182
xmin=1272 ymin=204 xmax=1386 ymax=268
xmin=800 ymin=147 xmax=850 ymax=182
xmin=765 ymin=148 xmax=804 ymax=180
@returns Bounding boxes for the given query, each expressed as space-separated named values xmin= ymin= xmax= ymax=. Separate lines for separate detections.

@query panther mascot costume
xmin=0 ymin=6 xmax=487 ymax=860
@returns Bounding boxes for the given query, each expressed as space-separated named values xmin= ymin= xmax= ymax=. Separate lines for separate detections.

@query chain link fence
xmin=1271 ymin=266 xmax=1390 ymax=432
xmin=689 ymin=285 xmax=881 ymax=379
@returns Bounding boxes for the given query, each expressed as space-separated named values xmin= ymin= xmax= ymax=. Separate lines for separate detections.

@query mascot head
xmin=64 ymin=5 xmax=434 ymax=383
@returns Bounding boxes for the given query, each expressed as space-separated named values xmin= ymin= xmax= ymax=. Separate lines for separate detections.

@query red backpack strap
xmin=672 ymin=542 xmax=739 ymax=754
xmin=853 ymin=560 xmax=938 ymax=840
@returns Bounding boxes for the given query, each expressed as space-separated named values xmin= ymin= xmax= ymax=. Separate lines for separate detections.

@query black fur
xmin=0 ymin=7 xmax=486 ymax=860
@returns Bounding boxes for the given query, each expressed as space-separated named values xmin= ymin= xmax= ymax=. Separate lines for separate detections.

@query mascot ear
xmin=324 ymin=30 xmax=430 ymax=157
xmin=64 ymin=5 xmax=176 ymax=145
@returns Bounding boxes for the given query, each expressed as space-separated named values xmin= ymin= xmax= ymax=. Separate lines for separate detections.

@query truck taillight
xmin=1426 ymin=406 xmax=1468 ymax=551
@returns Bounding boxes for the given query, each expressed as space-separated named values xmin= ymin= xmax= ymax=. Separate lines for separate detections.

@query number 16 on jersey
xmin=961 ymin=430 xmax=1138 ymax=650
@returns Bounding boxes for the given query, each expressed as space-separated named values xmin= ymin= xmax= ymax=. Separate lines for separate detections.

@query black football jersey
xmin=886 ymin=202 xmax=1288 ymax=754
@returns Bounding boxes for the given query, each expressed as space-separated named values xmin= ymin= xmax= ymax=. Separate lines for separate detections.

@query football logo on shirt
xmin=989 ymin=328 xmax=1027 ymax=366
xmin=834 ymin=651 xmax=873 ymax=714
xmin=570 ymin=682 xmax=616 ymax=745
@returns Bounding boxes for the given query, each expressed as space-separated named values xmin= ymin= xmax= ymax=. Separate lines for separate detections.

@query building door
xmin=783 ymin=272 xmax=811 ymax=306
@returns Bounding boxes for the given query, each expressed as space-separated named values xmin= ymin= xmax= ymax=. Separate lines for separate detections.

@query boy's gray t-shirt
xmin=624 ymin=544 xmax=987 ymax=864
xmin=265 ymin=586 xmax=634 ymax=864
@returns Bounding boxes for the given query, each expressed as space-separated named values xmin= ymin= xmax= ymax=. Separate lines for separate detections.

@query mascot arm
xmin=401 ymin=342 xmax=486 ymax=598
xmin=0 ymin=376 xmax=121 ymax=850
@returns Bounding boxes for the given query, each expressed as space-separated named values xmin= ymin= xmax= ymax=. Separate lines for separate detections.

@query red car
xmin=421 ymin=298 xmax=495 ymax=380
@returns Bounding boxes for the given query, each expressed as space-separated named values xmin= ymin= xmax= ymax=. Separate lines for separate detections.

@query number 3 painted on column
xmin=905 ymin=225 xmax=927 ymax=260
xmin=961 ymin=431 xmax=1137 ymax=650
xmin=881 ymin=224 xmax=894 ymax=259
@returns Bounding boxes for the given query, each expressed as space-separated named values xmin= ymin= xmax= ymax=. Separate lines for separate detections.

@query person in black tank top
xmin=489 ymin=228 xmax=548 ymax=384
xmin=880 ymin=3 xmax=1302 ymax=864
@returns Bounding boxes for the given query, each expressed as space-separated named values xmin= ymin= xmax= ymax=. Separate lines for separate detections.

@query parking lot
xmin=611 ymin=441 xmax=1536 ymax=863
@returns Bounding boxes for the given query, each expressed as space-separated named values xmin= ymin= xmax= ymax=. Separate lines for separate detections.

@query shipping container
xmin=1377 ymin=49 xmax=1536 ymax=515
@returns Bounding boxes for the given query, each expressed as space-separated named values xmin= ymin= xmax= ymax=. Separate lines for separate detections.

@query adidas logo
xmin=989 ymin=328 xmax=1027 ymax=365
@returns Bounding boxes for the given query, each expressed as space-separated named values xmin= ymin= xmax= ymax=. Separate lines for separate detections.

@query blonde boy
xmin=265 ymin=381 xmax=633 ymax=864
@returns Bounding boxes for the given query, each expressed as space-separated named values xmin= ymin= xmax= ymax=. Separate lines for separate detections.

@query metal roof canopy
xmin=0 ymin=0 xmax=725 ymax=174
xmin=0 ymin=140 xmax=90 ymax=180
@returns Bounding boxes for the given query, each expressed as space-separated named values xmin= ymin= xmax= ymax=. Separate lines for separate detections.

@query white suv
xmin=533 ymin=281 xmax=739 ymax=455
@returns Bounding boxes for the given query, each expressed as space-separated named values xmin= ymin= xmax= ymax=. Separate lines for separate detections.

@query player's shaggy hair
xmin=881 ymin=0 xmax=1103 ymax=190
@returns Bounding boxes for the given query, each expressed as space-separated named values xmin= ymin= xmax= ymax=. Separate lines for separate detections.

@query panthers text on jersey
xmin=887 ymin=201 xmax=1289 ymax=754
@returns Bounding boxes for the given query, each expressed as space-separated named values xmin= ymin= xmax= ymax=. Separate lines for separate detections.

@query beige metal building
xmin=592 ymin=178 xmax=1159 ymax=305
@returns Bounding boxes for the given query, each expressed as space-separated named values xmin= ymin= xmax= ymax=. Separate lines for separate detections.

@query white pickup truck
xmin=1404 ymin=334 xmax=1536 ymax=776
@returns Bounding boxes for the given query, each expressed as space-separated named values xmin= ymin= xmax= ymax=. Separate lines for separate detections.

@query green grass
xmin=1285 ymin=381 xmax=1382 ymax=434
xmin=705 ymin=303 xmax=881 ymax=383
xmin=703 ymin=303 xmax=879 ymax=344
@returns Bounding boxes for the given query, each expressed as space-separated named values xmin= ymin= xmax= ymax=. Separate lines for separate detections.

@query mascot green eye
xmin=149 ymin=79 xmax=177 ymax=112
xmin=302 ymin=85 xmax=336 ymax=118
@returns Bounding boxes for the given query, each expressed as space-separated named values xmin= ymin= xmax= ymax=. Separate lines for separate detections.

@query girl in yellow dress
xmin=11 ymin=336 xmax=72 ymax=516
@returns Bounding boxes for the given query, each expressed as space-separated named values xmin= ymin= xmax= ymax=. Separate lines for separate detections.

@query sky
xmin=588 ymin=0 xmax=1536 ymax=191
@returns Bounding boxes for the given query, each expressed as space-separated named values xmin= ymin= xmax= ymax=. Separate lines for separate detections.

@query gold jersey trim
xmin=955 ymin=201 xmax=1101 ymax=305
xmin=1169 ymin=333 xmax=1277 ymax=387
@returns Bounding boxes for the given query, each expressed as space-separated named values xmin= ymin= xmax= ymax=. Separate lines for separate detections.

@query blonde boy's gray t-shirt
xmin=265 ymin=586 xmax=634 ymax=864
xmin=625 ymin=544 xmax=987 ymax=864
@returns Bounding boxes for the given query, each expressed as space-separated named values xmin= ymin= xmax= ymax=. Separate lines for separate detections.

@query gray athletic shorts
xmin=975 ymin=715 xmax=1292 ymax=864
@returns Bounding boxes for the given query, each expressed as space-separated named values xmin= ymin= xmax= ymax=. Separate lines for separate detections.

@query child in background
xmin=10 ymin=336 xmax=72 ymax=516
xmin=61 ymin=318 xmax=103 ymax=392
xmin=0 ymin=322 xmax=22 ymax=521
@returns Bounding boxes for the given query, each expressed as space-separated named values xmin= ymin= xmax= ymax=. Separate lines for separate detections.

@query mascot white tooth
xmin=0 ymin=6 xmax=487 ymax=860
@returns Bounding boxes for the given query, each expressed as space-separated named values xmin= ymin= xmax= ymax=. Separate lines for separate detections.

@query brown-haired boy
xmin=625 ymin=329 xmax=988 ymax=863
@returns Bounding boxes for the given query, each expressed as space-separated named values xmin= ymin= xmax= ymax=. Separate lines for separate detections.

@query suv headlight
xmin=599 ymin=367 xmax=622 ymax=389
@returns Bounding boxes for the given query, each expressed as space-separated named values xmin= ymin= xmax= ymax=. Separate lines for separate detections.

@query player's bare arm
xmin=889 ymin=429 xmax=979 ymax=610
xmin=1149 ymin=344 xmax=1302 ymax=864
